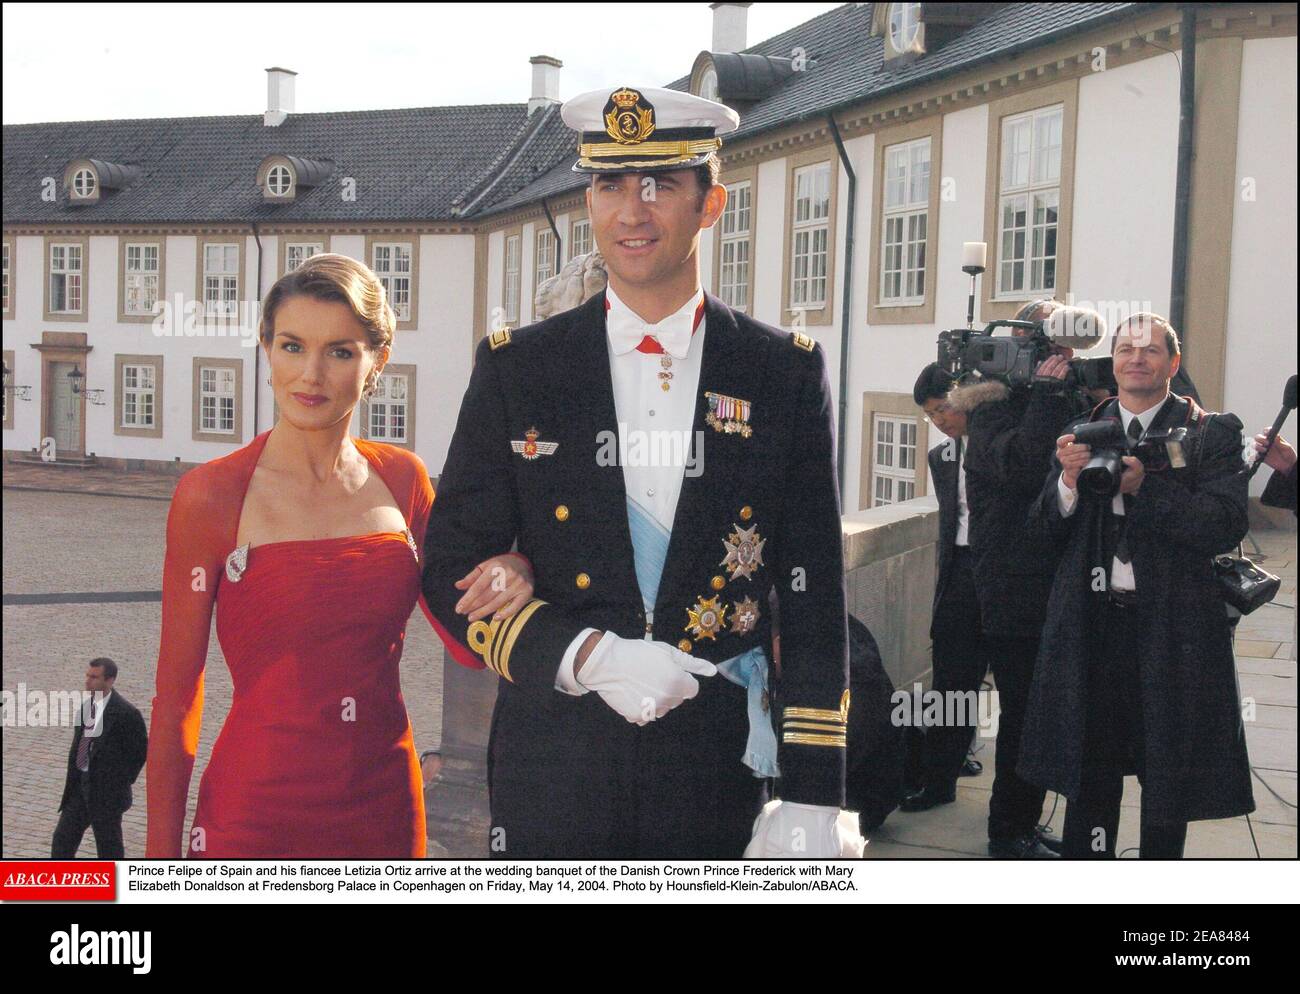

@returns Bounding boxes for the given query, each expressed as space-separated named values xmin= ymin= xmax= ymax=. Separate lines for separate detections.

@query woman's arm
xmin=145 ymin=472 xmax=218 ymax=858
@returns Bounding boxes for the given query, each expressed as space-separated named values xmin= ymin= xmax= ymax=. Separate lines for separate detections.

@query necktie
xmin=1114 ymin=418 xmax=1144 ymax=565
xmin=76 ymin=700 xmax=96 ymax=771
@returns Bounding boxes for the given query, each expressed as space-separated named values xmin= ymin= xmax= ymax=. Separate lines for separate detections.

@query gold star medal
xmin=685 ymin=595 xmax=728 ymax=641
xmin=729 ymin=595 xmax=760 ymax=635
xmin=720 ymin=524 xmax=766 ymax=581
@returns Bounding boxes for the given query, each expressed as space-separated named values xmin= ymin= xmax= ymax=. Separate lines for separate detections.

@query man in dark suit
xmin=1023 ymin=313 xmax=1255 ymax=857
xmin=899 ymin=363 xmax=989 ymax=813
xmin=422 ymin=85 xmax=853 ymax=859
xmin=946 ymin=301 xmax=1100 ymax=857
xmin=52 ymin=658 xmax=148 ymax=859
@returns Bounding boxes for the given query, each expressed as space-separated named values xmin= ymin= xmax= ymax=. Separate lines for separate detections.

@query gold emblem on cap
xmin=720 ymin=524 xmax=766 ymax=581
xmin=685 ymin=595 xmax=727 ymax=641
xmin=605 ymin=87 xmax=656 ymax=145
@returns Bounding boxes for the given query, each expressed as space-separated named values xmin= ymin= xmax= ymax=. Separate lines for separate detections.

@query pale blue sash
xmin=626 ymin=496 xmax=779 ymax=778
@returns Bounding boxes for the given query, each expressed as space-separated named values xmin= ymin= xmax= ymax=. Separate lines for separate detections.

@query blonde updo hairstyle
xmin=258 ymin=253 xmax=396 ymax=401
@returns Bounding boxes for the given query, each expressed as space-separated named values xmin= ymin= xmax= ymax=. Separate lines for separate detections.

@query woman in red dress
xmin=145 ymin=254 xmax=531 ymax=858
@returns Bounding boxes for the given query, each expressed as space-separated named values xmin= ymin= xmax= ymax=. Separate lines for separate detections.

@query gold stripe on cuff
xmin=492 ymin=598 xmax=547 ymax=684
xmin=782 ymin=706 xmax=846 ymax=725
xmin=783 ymin=721 xmax=848 ymax=733
xmin=783 ymin=732 xmax=847 ymax=748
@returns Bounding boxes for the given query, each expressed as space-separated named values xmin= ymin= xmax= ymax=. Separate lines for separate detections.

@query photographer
xmin=899 ymin=363 xmax=987 ymax=813
xmin=947 ymin=300 xmax=1098 ymax=858
xmin=1020 ymin=313 xmax=1255 ymax=859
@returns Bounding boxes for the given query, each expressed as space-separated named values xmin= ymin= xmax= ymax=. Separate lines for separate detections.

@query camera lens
xmin=1078 ymin=450 xmax=1124 ymax=500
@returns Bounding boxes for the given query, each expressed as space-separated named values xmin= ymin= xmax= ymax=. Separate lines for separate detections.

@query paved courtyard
xmin=3 ymin=466 xmax=1294 ymax=860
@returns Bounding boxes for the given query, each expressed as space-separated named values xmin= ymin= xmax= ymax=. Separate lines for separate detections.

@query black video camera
xmin=1070 ymin=418 xmax=1191 ymax=499
xmin=937 ymin=320 xmax=1115 ymax=393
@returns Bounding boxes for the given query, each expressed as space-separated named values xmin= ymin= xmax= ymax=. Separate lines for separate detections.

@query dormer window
xmin=257 ymin=154 xmax=330 ymax=203
xmin=62 ymin=159 xmax=140 ymax=206
xmin=71 ymin=167 xmax=98 ymax=199
xmin=889 ymin=3 xmax=921 ymax=52
xmin=267 ymin=164 xmax=293 ymax=197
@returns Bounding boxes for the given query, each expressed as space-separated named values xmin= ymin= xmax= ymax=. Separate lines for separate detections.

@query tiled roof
xmin=477 ymin=2 xmax=1144 ymax=217
xmin=3 ymin=3 xmax=1145 ymax=226
xmin=2 ymin=103 xmax=539 ymax=224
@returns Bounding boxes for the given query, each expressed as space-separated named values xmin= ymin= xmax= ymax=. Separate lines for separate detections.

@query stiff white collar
xmin=605 ymin=282 xmax=704 ymax=359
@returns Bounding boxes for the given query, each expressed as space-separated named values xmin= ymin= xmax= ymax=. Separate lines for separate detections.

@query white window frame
xmin=889 ymin=2 xmax=921 ymax=52
xmin=698 ymin=66 xmax=719 ymax=102
xmin=997 ymin=104 xmax=1062 ymax=298
xmin=535 ymin=228 xmax=555 ymax=288
xmin=367 ymin=371 xmax=408 ymax=443
xmin=880 ymin=137 xmax=930 ymax=305
xmin=872 ymin=414 xmax=918 ymax=507
xmin=124 ymin=242 xmax=160 ymax=316
xmin=267 ymin=164 xmax=293 ymax=197
xmin=203 ymin=243 xmax=240 ymax=317
xmin=121 ymin=362 xmax=157 ymax=429
xmin=71 ymin=167 xmax=98 ymax=199
xmin=285 ymin=241 xmax=324 ymax=273
xmin=504 ymin=234 xmax=521 ymax=324
xmin=50 ymin=243 xmax=83 ymax=314
xmin=199 ymin=365 xmax=236 ymax=434
xmin=372 ymin=242 xmax=412 ymax=322
xmin=569 ymin=218 xmax=591 ymax=260
xmin=719 ymin=180 xmax=752 ymax=311
xmin=790 ymin=162 xmax=831 ymax=310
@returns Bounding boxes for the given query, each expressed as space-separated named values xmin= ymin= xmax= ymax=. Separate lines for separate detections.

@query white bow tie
xmin=606 ymin=291 xmax=703 ymax=359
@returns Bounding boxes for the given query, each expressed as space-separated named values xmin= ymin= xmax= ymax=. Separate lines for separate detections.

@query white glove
xmin=743 ymin=800 xmax=866 ymax=858
xmin=577 ymin=631 xmax=717 ymax=725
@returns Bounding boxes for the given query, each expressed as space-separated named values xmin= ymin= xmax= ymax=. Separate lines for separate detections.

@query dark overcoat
xmin=1018 ymin=394 xmax=1256 ymax=823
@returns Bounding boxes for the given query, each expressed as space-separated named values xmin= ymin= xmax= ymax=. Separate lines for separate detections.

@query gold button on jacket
xmin=575 ymin=572 xmax=591 ymax=589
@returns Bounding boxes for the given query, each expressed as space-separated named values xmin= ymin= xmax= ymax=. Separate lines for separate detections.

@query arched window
xmin=267 ymin=164 xmax=293 ymax=196
xmin=72 ymin=167 xmax=98 ymax=198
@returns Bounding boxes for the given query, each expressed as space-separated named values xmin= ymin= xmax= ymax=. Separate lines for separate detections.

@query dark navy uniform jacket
xmin=421 ymin=290 xmax=848 ymax=806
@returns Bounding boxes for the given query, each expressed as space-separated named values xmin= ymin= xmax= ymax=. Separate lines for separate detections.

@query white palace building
xmin=4 ymin=3 xmax=1296 ymax=512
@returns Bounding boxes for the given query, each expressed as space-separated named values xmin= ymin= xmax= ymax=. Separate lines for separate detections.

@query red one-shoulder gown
xmin=146 ymin=430 xmax=463 ymax=859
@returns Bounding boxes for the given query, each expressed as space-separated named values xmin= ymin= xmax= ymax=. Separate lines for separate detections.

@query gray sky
xmin=2 ymin=2 xmax=842 ymax=124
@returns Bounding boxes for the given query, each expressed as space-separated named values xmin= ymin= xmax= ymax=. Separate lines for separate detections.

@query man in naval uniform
xmin=421 ymin=85 xmax=856 ymax=859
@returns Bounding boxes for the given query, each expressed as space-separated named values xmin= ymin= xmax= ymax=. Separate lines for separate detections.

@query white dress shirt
xmin=955 ymin=439 xmax=970 ymax=547
xmin=78 ymin=689 xmax=111 ymax=771
xmin=1057 ymin=395 xmax=1171 ymax=593
xmin=556 ymin=284 xmax=707 ymax=694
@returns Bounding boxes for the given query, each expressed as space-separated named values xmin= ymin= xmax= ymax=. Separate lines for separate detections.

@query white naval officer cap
xmin=561 ymin=85 xmax=740 ymax=174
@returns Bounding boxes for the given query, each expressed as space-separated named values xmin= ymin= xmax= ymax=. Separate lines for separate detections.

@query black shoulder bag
xmin=1194 ymin=410 xmax=1282 ymax=615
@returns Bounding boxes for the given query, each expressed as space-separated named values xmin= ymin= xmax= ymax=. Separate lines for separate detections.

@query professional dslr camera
xmin=1069 ymin=418 xmax=1191 ymax=499
xmin=937 ymin=316 xmax=1115 ymax=392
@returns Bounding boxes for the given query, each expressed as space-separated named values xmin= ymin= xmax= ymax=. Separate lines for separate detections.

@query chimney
xmin=711 ymin=2 xmax=751 ymax=53
xmin=264 ymin=66 xmax=297 ymax=127
xmin=529 ymin=56 xmax=562 ymax=115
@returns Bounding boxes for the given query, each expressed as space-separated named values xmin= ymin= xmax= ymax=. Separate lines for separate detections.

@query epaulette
xmin=488 ymin=328 xmax=512 ymax=351
xmin=791 ymin=331 xmax=815 ymax=353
